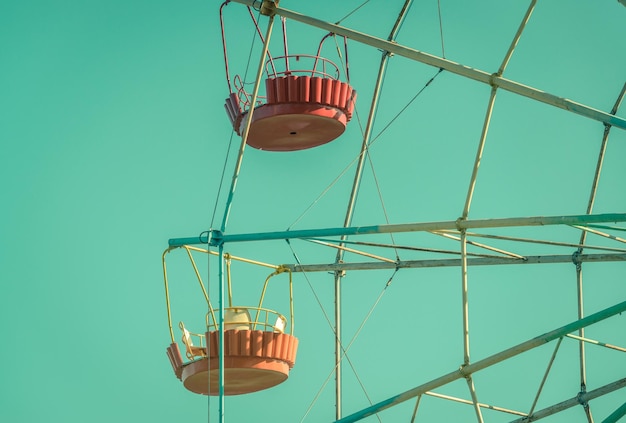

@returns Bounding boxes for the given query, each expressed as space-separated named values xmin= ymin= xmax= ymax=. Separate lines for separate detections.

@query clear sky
xmin=1 ymin=1 xmax=625 ymax=422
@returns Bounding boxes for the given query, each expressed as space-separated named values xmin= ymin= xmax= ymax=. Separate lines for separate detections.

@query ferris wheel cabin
xmin=222 ymin=7 xmax=356 ymax=151
xmin=167 ymin=308 xmax=298 ymax=395
xmin=163 ymin=248 xmax=298 ymax=396
xmin=224 ymin=58 xmax=357 ymax=151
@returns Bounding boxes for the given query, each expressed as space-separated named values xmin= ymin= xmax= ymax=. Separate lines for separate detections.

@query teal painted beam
xmin=168 ymin=235 xmax=210 ymax=247
xmin=509 ymin=378 xmax=626 ymax=423
xmin=166 ymin=213 xmax=626 ymax=247
xmin=601 ymin=401 xmax=626 ymax=423
xmin=220 ymin=213 xmax=626 ymax=244
xmin=335 ymin=300 xmax=626 ymax=422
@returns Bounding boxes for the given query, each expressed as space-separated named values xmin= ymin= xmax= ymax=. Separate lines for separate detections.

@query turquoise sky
xmin=1 ymin=1 xmax=625 ymax=422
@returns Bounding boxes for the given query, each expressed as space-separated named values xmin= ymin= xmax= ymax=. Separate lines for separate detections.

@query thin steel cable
xmin=437 ymin=0 xmax=445 ymax=58
xmin=210 ymin=131 xmax=236 ymax=229
xmin=332 ymin=34 xmax=349 ymax=82
xmin=206 ymin=247 xmax=212 ymax=422
xmin=335 ymin=0 xmax=371 ymax=24
xmin=300 ymin=270 xmax=398 ymax=422
xmin=338 ymin=0 xmax=415 ymax=266
xmin=573 ymin=82 xmax=626 ymax=423
xmin=286 ymin=240 xmax=336 ymax=334
xmin=370 ymin=68 xmax=443 ymax=145
xmin=365 ymin=137 xmax=401 ymax=262
xmin=288 ymin=69 xmax=443 ymax=230
xmin=287 ymin=240 xmax=382 ymax=423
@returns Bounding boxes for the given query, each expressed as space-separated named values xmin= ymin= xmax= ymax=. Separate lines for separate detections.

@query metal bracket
xmin=209 ymin=229 xmax=224 ymax=247
xmin=572 ymin=250 xmax=583 ymax=271
xmin=576 ymin=388 xmax=589 ymax=407
xmin=260 ymin=0 xmax=278 ymax=16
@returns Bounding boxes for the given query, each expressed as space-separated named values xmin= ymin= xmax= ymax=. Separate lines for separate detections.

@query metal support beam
xmin=335 ymin=300 xmax=626 ymax=422
xmin=230 ymin=0 xmax=626 ymax=130
xmin=508 ymin=378 xmax=626 ymax=423
xmin=217 ymin=243 xmax=225 ymax=422
xmin=166 ymin=213 xmax=626 ymax=247
xmin=602 ymin=402 xmax=626 ymax=423
xmin=331 ymin=1 xmax=415 ymax=416
xmin=284 ymin=253 xmax=626 ymax=273
xmin=565 ymin=334 xmax=626 ymax=353
xmin=422 ymin=391 xmax=527 ymax=416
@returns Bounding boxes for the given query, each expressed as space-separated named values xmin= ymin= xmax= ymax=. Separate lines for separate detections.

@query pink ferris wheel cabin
xmin=221 ymin=5 xmax=357 ymax=151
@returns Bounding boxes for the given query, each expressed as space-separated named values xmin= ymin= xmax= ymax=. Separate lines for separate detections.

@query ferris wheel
xmin=161 ymin=1 xmax=626 ymax=422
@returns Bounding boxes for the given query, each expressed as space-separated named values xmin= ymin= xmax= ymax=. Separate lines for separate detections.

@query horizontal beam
xmin=508 ymin=378 xmax=626 ymax=423
xmin=230 ymin=0 xmax=626 ymax=130
xmin=335 ymin=300 xmax=626 ymax=422
xmin=283 ymin=253 xmax=626 ymax=273
xmin=167 ymin=213 xmax=626 ymax=247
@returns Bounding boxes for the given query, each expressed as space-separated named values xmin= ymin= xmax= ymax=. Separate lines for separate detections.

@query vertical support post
xmin=575 ymin=257 xmax=594 ymax=422
xmin=332 ymin=3 xmax=414 ymax=418
xmin=575 ymin=258 xmax=586 ymax=389
xmin=573 ymin=81 xmax=625 ymax=423
xmin=218 ymin=243 xmax=225 ymax=422
xmin=460 ymin=229 xmax=470 ymax=365
xmin=461 ymin=229 xmax=484 ymax=421
xmin=332 ymin=41 xmax=386 ymax=423
xmin=334 ymin=269 xmax=342 ymax=419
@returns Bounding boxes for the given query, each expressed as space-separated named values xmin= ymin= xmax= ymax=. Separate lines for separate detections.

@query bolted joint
xmin=576 ymin=389 xmax=588 ymax=407
xmin=260 ymin=0 xmax=278 ymax=16
xmin=275 ymin=265 xmax=291 ymax=274
xmin=489 ymin=72 xmax=501 ymax=88
xmin=209 ymin=229 xmax=224 ymax=247
xmin=334 ymin=265 xmax=346 ymax=278
xmin=571 ymin=250 xmax=583 ymax=271
xmin=458 ymin=364 xmax=471 ymax=379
